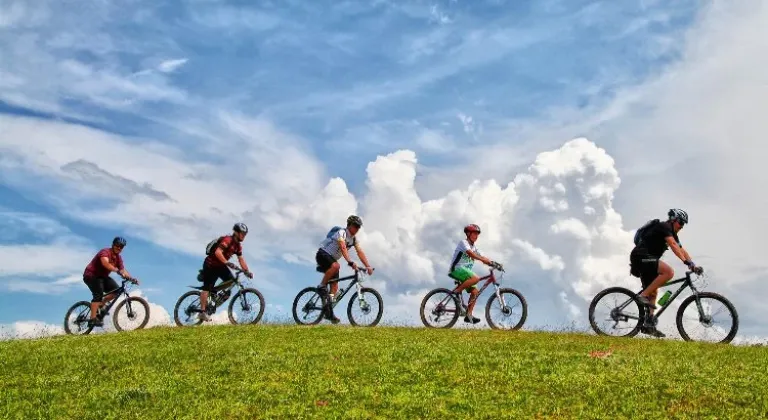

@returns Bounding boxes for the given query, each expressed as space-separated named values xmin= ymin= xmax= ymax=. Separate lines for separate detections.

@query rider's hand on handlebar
xmin=348 ymin=261 xmax=358 ymax=271
xmin=245 ymin=270 xmax=254 ymax=279
xmin=226 ymin=262 xmax=238 ymax=270
xmin=365 ymin=266 xmax=374 ymax=275
xmin=693 ymin=266 xmax=704 ymax=275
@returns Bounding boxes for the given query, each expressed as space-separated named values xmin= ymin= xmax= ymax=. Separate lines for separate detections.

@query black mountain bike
xmin=292 ymin=264 xmax=383 ymax=326
xmin=64 ymin=277 xmax=150 ymax=335
xmin=420 ymin=263 xmax=528 ymax=330
xmin=588 ymin=270 xmax=739 ymax=343
xmin=174 ymin=265 xmax=265 ymax=326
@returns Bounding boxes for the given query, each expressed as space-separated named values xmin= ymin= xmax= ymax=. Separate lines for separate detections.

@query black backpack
xmin=633 ymin=219 xmax=660 ymax=246
xmin=205 ymin=235 xmax=226 ymax=255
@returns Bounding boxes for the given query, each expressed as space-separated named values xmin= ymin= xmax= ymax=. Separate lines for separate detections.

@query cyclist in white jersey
xmin=315 ymin=215 xmax=374 ymax=323
xmin=448 ymin=224 xmax=499 ymax=324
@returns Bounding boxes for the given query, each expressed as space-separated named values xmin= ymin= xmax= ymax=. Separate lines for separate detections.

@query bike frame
xmin=450 ymin=268 xmax=505 ymax=309
xmin=615 ymin=271 xmax=700 ymax=323
xmin=323 ymin=267 xmax=369 ymax=308
xmin=98 ymin=278 xmax=135 ymax=317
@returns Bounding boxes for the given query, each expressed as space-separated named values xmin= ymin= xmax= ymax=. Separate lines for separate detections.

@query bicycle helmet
xmin=464 ymin=224 xmax=481 ymax=234
xmin=347 ymin=215 xmax=363 ymax=227
xmin=233 ymin=222 xmax=248 ymax=234
xmin=667 ymin=208 xmax=688 ymax=225
xmin=112 ymin=236 xmax=127 ymax=247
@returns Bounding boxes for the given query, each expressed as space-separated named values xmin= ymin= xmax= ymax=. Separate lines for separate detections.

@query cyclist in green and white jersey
xmin=448 ymin=224 xmax=500 ymax=324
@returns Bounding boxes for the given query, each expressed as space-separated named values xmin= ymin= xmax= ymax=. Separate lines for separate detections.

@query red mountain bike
xmin=419 ymin=262 xmax=527 ymax=330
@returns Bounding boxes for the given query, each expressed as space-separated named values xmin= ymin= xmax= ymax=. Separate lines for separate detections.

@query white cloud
xmin=157 ymin=58 xmax=188 ymax=73
xmin=0 ymin=321 xmax=63 ymax=340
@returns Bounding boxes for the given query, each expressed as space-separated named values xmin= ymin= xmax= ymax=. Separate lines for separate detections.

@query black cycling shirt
xmin=638 ymin=220 xmax=680 ymax=257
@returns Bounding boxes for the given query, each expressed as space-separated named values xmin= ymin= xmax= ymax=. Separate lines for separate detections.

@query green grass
xmin=1 ymin=325 xmax=767 ymax=419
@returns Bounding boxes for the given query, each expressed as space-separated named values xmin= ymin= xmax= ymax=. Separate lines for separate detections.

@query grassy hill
xmin=1 ymin=324 xmax=766 ymax=419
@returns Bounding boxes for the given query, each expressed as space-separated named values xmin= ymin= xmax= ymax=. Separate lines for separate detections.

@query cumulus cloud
xmin=0 ymin=321 xmax=63 ymax=340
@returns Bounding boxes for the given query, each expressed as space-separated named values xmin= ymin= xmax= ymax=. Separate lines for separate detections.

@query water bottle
xmin=658 ymin=291 xmax=672 ymax=306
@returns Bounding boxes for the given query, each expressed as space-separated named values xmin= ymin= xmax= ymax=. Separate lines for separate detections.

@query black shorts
xmin=200 ymin=264 xmax=235 ymax=292
xmin=315 ymin=249 xmax=338 ymax=278
xmin=630 ymin=248 xmax=659 ymax=289
xmin=83 ymin=276 xmax=120 ymax=302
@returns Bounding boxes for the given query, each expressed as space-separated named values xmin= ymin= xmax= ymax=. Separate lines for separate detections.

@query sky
xmin=1 ymin=0 xmax=766 ymax=342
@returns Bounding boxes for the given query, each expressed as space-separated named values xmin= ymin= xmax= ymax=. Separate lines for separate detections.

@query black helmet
xmin=112 ymin=236 xmax=127 ymax=247
xmin=347 ymin=215 xmax=362 ymax=227
xmin=667 ymin=208 xmax=688 ymax=224
xmin=233 ymin=222 xmax=248 ymax=234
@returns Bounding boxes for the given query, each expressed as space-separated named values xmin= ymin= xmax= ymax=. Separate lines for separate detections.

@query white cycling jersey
xmin=448 ymin=239 xmax=480 ymax=273
xmin=319 ymin=227 xmax=356 ymax=260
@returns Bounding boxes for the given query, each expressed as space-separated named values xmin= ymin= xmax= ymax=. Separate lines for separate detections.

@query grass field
xmin=1 ymin=324 xmax=767 ymax=419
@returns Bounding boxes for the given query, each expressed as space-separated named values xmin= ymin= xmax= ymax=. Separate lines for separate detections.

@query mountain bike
xmin=64 ymin=277 xmax=149 ymax=335
xmin=588 ymin=270 xmax=739 ymax=343
xmin=419 ymin=263 xmax=528 ymax=330
xmin=292 ymin=264 xmax=383 ymax=326
xmin=173 ymin=265 xmax=265 ymax=326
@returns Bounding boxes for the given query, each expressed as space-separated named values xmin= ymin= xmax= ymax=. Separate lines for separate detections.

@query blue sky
xmin=3 ymin=0 xmax=767 ymax=340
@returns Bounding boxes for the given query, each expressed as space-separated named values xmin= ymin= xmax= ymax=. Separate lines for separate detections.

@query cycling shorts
xmin=83 ymin=276 xmax=120 ymax=302
xmin=449 ymin=267 xmax=477 ymax=291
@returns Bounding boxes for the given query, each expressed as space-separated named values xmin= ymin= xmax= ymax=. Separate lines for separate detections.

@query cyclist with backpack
xmin=630 ymin=209 xmax=704 ymax=337
xmin=315 ymin=215 xmax=373 ymax=323
xmin=197 ymin=223 xmax=253 ymax=321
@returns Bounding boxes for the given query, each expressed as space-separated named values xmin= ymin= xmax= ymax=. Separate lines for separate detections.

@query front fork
xmin=492 ymin=285 xmax=509 ymax=313
xmin=354 ymin=281 xmax=370 ymax=311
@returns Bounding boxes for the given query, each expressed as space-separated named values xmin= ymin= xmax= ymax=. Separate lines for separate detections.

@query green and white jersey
xmin=449 ymin=239 xmax=480 ymax=274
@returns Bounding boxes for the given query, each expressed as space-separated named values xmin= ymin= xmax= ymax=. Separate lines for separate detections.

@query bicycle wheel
xmin=228 ymin=288 xmax=265 ymax=325
xmin=113 ymin=296 xmax=151 ymax=332
xmin=420 ymin=288 xmax=461 ymax=328
xmin=676 ymin=292 xmax=739 ymax=343
xmin=347 ymin=287 xmax=384 ymax=327
xmin=64 ymin=300 xmax=94 ymax=335
xmin=588 ymin=287 xmax=643 ymax=337
xmin=292 ymin=287 xmax=325 ymax=325
xmin=174 ymin=290 xmax=204 ymax=327
xmin=485 ymin=288 xmax=528 ymax=330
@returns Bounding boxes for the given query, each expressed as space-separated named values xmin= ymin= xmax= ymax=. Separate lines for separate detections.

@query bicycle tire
xmin=675 ymin=292 xmax=739 ymax=343
xmin=485 ymin=288 xmax=528 ymax=330
xmin=588 ymin=286 xmax=643 ymax=338
xmin=419 ymin=288 xmax=461 ymax=329
xmin=174 ymin=290 xmax=204 ymax=327
xmin=113 ymin=296 xmax=151 ymax=332
xmin=228 ymin=287 xmax=265 ymax=325
xmin=292 ymin=287 xmax=325 ymax=325
xmin=347 ymin=287 xmax=384 ymax=327
xmin=64 ymin=300 xmax=95 ymax=335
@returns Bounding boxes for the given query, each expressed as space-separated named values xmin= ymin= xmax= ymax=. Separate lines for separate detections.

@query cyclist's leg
xmin=315 ymin=249 xmax=340 ymax=323
xmin=198 ymin=265 xmax=219 ymax=320
xmin=638 ymin=259 xmax=674 ymax=310
xmin=101 ymin=276 xmax=120 ymax=308
xmin=451 ymin=267 xmax=481 ymax=322
xmin=83 ymin=276 xmax=105 ymax=325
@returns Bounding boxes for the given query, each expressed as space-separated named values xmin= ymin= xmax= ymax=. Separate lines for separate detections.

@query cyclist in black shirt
xmin=630 ymin=208 xmax=703 ymax=337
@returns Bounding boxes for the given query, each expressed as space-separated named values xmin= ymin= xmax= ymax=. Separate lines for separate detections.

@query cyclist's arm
xmin=99 ymin=256 xmax=122 ymax=275
xmin=237 ymin=254 xmax=250 ymax=273
xmin=466 ymin=249 xmax=492 ymax=265
xmin=666 ymin=236 xmax=691 ymax=265
xmin=353 ymin=242 xmax=372 ymax=269
xmin=339 ymin=239 xmax=354 ymax=265
xmin=214 ymin=246 xmax=229 ymax=265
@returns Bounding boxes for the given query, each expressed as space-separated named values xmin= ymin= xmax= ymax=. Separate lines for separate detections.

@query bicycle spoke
xmin=347 ymin=288 xmax=384 ymax=327
xmin=420 ymin=290 xmax=460 ymax=328
xmin=588 ymin=287 xmax=642 ymax=337
xmin=677 ymin=295 xmax=735 ymax=343
xmin=228 ymin=289 xmax=265 ymax=324
xmin=485 ymin=289 xmax=527 ymax=330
